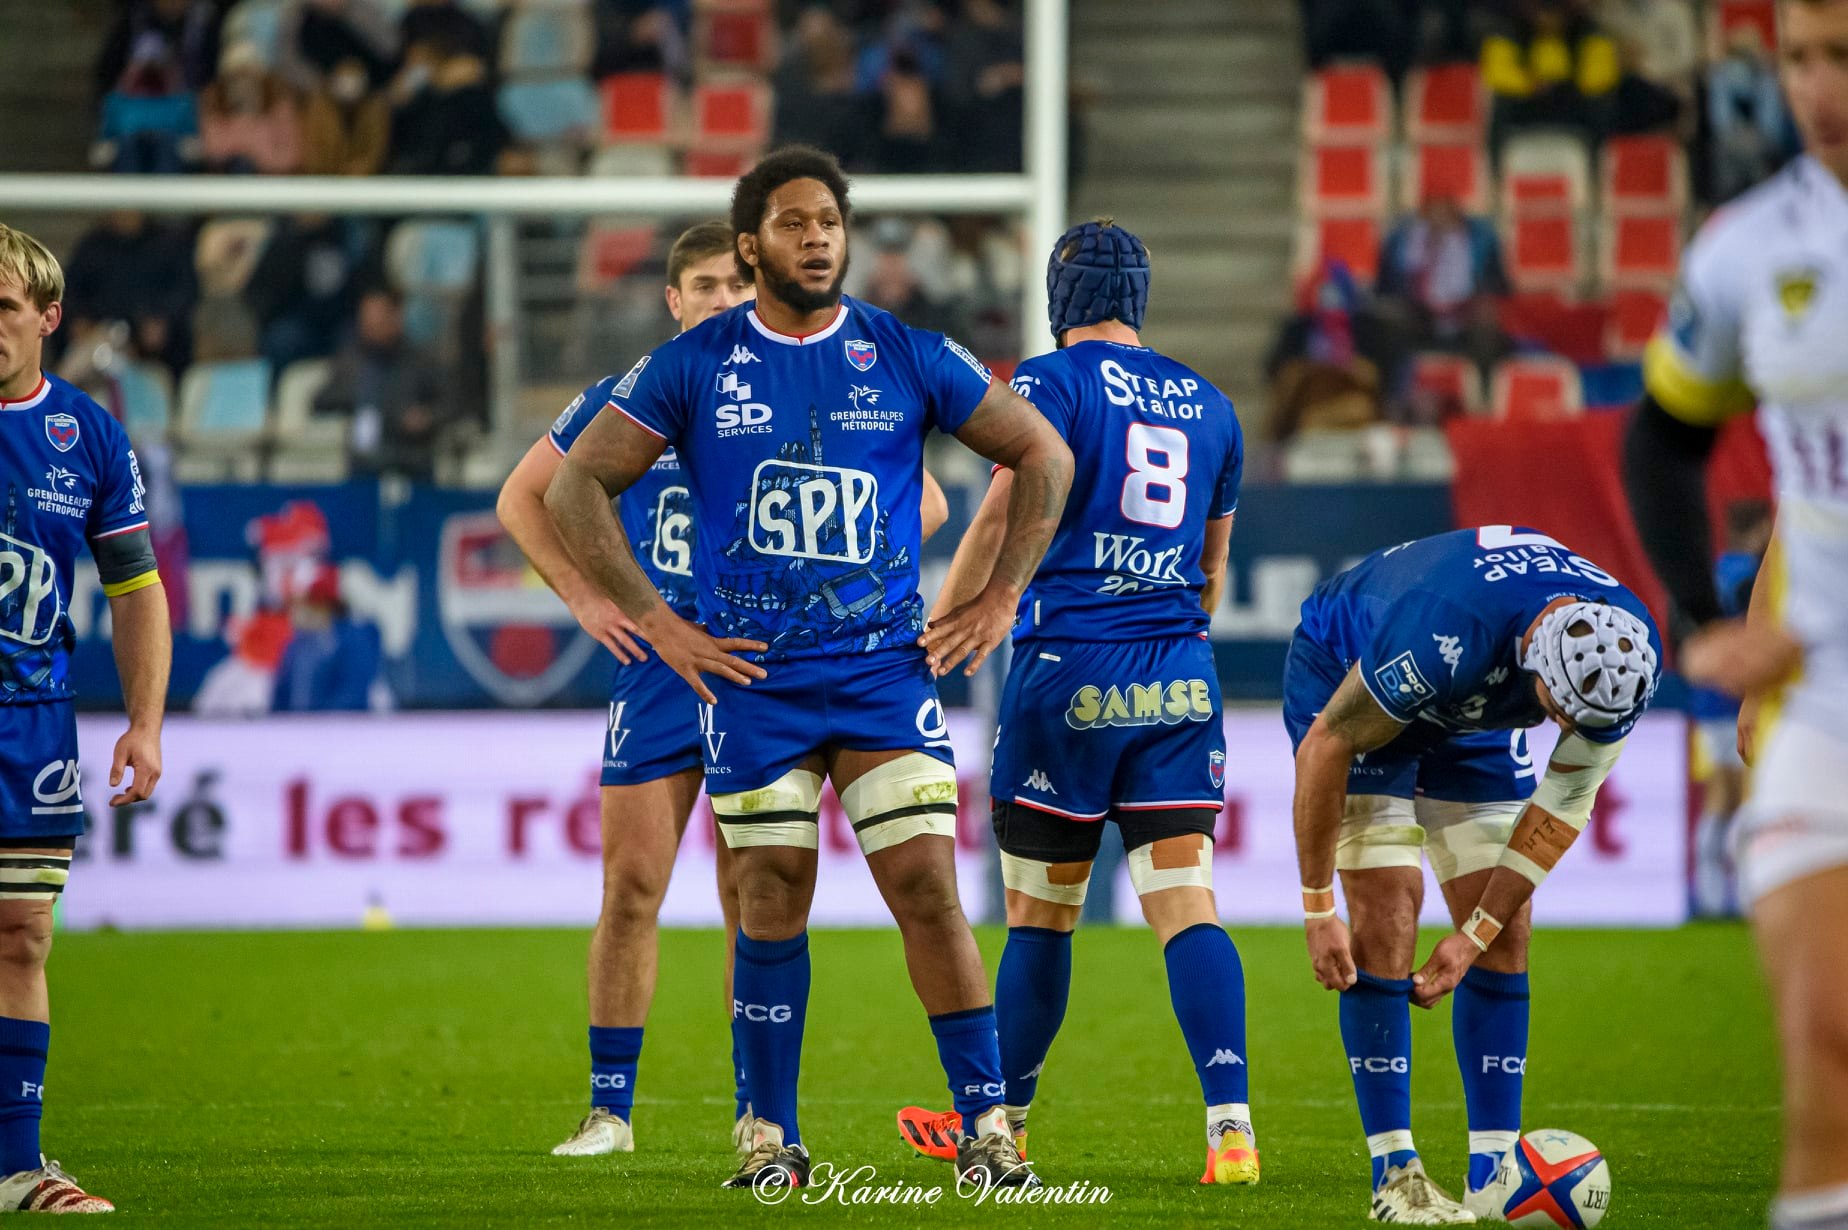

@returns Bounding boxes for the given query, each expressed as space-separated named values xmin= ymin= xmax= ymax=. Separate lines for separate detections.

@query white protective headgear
xmin=1521 ymin=601 xmax=1658 ymax=728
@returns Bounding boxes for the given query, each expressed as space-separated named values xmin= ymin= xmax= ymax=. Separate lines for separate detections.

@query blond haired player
xmin=1622 ymin=4 xmax=1848 ymax=1227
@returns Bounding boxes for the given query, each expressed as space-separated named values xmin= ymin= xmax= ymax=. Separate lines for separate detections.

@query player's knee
xmin=599 ymin=865 xmax=671 ymax=930
xmin=0 ymin=910 xmax=54 ymax=972
xmin=841 ymin=753 xmax=958 ymax=857
xmin=882 ymin=857 xmax=965 ymax=931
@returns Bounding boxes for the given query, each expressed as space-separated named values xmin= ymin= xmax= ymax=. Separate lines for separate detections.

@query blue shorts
xmin=698 ymin=648 xmax=952 ymax=794
xmin=0 ymin=702 xmax=86 ymax=842
xmin=1281 ymin=629 xmax=1535 ymax=805
xmin=602 ymin=653 xmax=705 ymax=787
xmin=992 ymin=636 xmax=1227 ymax=822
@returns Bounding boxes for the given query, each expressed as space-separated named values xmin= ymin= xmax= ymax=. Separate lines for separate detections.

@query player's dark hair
xmin=667 ymin=220 xmax=737 ymax=289
xmin=729 ymin=145 xmax=852 ymax=281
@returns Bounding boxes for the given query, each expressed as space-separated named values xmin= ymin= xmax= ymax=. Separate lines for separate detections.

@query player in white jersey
xmin=1622 ymin=4 xmax=1848 ymax=1226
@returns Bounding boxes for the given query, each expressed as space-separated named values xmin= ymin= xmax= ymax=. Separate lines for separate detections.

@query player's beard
xmin=759 ymin=246 xmax=849 ymax=315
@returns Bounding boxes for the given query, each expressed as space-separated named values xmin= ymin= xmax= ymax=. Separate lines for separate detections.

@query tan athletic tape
xmin=1001 ymin=851 xmax=1090 ymax=906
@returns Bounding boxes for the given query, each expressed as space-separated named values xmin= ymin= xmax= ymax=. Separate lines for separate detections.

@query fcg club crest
xmin=1209 ymin=749 xmax=1226 ymax=790
xmin=438 ymin=510 xmax=599 ymax=705
xmin=845 ymin=339 xmax=877 ymax=371
xmin=44 ymin=414 xmax=78 ymax=452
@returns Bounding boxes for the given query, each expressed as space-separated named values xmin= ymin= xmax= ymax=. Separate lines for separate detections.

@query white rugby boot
xmin=551 ymin=1108 xmax=634 ymax=1156
xmin=1369 ymin=1158 xmax=1477 ymax=1224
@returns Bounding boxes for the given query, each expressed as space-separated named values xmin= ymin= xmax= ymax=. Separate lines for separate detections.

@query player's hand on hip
xmin=1682 ymin=617 xmax=1802 ymax=698
xmin=920 ymin=588 xmax=1013 ymax=677
xmin=1411 ymin=931 xmax=1480 ymax=1008
xmin=109 ymin=725 xmax=162 ymax=807
xmin=1305 ymin=915 xmax=1357 ymax=991
xmin=641 ymin=609 xmax=766 ymax=704
xmin=569 ymin=592 xmax=647 ymax=665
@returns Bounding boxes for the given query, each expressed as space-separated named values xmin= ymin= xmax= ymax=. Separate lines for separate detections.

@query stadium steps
xmin=1070 ymin=0 xmax=1300 ymax=418
xmin=0 ymin=0 xmax=113 ymax=253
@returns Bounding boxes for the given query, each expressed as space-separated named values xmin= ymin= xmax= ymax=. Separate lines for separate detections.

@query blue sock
xmin=929 ymin=1006 xmax=1006 ymax=1135
xmin=0 ymin=1018 xmax=47 ymax=1174
xmin=733 ymin=931 xmax=809 ymax=1147
xmin=994 ymin=926 xmax=1072 ymax=1109
xmin=1162 ymin=923 xmax=1250 ymax=1106
xmin=588 ymin=1025 xmax=642 ymax=1121
xmin=731 ymin=1033 xmax=750 ymax=1121
xmin=1340 ymin=971 xmax=1416 ymax=1189
xmin=1453 ymin=966 xmax=1529 ymax=1191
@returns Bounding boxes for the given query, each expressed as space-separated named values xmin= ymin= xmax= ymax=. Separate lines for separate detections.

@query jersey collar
xmin=0 ymin=376 xmax=49 ymax=411
xmin=747 ymin=302 xmax=848 ymax=346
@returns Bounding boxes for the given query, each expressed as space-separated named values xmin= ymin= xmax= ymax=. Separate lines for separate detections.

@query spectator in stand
xmin=1591 ymin=0 xmax=1699 ymax=102
xmin=1376 ymin=193 xmax=1509 ymax=384
xmin=313 ymin=287 xmax=453 ymax=481
xmin=774 ymin=5 xmax=870 ymax=166
xmin=199 ymin=42 xmax=304 ymax=174
xmin=278 ymin=0 xmax=397 ymax=91
xmin=593 ymin=2 xmax=689 ymax=76
xmin=1482 ymin=0 xmax=1619 ymax=149
xmin=872 ymin=41 xmax=938 ymax=172
xmin=93 ymin=46 xmax=201 ymax=173
xmin=942 ymin=0 xmax=1024 ymax=173
xmin=397 ymin=0 xmax=491 ymax=64
xmin=301 ymin=55 xmax=391 ymax=175
xmin=271 ymin=566 xmax=385 ymax=713
xmin=94 ymin=0 xmax=222 ymax=101
xmin=245 ymin=214 xmax=368 ymax=374
xmin=59 ymin=211 xmax=197 ymax=380
xmin=1300 ymin=0 xmax=1416 ymax=84
xmin=388 ymin=49 xmax=508 ymax=175
xmin=857 ymin=220 xmax=970 ymax=338
xmin=1265 ymin=259 xmax=1390 ymax=442
xmin=1706 ymin=23 xmax=1798 ymax=202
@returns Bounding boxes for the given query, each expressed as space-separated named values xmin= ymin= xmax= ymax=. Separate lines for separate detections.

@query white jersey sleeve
xmin=1643 ymin=209 xmax=1756 ymax=426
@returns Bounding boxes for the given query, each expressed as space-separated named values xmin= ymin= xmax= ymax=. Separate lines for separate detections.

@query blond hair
xmin=0 ymin=224 xmax=64 ymax=310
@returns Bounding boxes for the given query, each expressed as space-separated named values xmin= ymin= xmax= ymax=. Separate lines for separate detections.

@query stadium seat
xmin=385 ymin=221 xmax=480 ymax=297
xmin=682 ymin=148 xmax=752 ymax=178
xmin=177 ymin=359 xmax=272 ymax=479
xmin=190 ymin=294 xmax=261 ymax=362
xmin=1499 ymin=131 xmax=1592 ymax=214
xmin=1400 ymin=426 xmax=1456 ymax=480
xmin=1404 ymin=63 xmax=1484 ymax=143
xmin=1490 ymin=355 xmax=1584 ymax=421
xmin=1402 ymin=142 xmax=1488 ymax=213
xmin=1601 ymin=135 xmax=1687 ymax=216
xmin=115 ymin=362 xmax=173 ymax=438
xmin=1710 ymin=0 xmax=1777 ymax=55
xmin=696 ymin=8 xmax=774 ymax=71
xmin=194 ymin=218 xmax=271 ymax=295
xmin=1295 ymin=215 xmax=1381 ymax=283
xmin=1302 ymin=143 xmax=1385 ymax=215
xmin=1303 ymin=64 xmax=1391 ymax=144
xmin=1281 ymin=430 xmax=1370 ymax=482
xmin=269 ymin=358 xmax=349 ymax=483
xmin=1605 ymin=285 xmax=1669 ymax=361
xmin=588 ymin=144 xmax=674 ymax=177
xmin=579 ymin=222 xmax=657 ymax=288
xmin=1602 ymin=213 xmax=1681 ymax=284
xmin=693 ymin=80 xmax=770 ymax=150
xmin=222 ymin=0 xmax=285 ymax=65
xmin=498 ymin=78 xmax=599 ymax=143
xmin=600 ymin=72 xmax=673 ymax=145
xmin=499 ymin=5 xmax=594 ymax=77
xmin=1409 ymin=351 xmax=1484 ymax=418
xmin=1504 ymin=212 xmax=1580 ymax=291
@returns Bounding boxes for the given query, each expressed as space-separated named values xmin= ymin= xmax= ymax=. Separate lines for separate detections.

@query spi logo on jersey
xmin=649 ymin=486 xmax=693 ymax=576
xmin=844 ymin=338 xmax=877 ymax=371
xmin=0 ymin=533 xmax=60 ymax=647
xmin=1065 ymin=679 xmax=1214 ymax=730
xmin=749 ymin=459 xmax=880 ymax=564
xmin=1372 ymin=652 xmax=1433 ymax=704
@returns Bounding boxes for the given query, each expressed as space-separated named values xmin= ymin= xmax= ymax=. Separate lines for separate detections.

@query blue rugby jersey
xmin=0 ymin=374 xmax=150 ymax=703
xmin=550 ymin=375 xmax=697 ymax=620
xmin=1300 ymin=527 xmax=1660 ymax=744
xmin=608 ymin=297 xmax=991 ymax=659
xmin=1006 ymin=340 xmax=1242 ymax=642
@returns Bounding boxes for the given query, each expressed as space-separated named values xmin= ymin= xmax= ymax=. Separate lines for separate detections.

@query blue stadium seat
xmin=385 ymin=221 xmax=480 ymax=298
xmin=222 ymin=0 xmax=285 ymax=65
xmin=176 ymin=358 xmax=272 ymax=480
xmin=115 ymin=362 xmax=173 ymax=438
xmin=497 ymin=79 xmax=599 ymax=143
xmin=499 ymin=6 xmax=594 ymax=76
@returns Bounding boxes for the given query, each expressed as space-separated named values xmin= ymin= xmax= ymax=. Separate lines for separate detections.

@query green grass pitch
xmin=47 ymin=924 xmax=1774 ymax=1226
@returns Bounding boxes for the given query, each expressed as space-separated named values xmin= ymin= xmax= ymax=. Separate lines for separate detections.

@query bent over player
xmin=1622 ymin=4 xmax=1848 ymax=1225
xmin=546 ymin=148 xmax=1071 ymax=1191
xmin=895 ymin=220 xmax=1258 ymax=1187
xmin=1286 ymin=527 xmax=1658 ymax=1224
xmin=0 ymin=224 xmax=170 ymax=1213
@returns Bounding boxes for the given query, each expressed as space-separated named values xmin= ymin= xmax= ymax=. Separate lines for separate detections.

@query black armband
xmin=91 ymin=525 xmax=159 ymax=595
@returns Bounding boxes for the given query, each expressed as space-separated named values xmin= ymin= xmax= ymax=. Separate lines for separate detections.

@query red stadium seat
xmin=1404 ymin=142 xmax=1488 ymax=213
xmin=1404 ymin=63 xmax=1484 ymax=143
xmin=1304 ymin=64 xmax=1391 ymax=144
xmin=1297 ymin=215 xmax=1382 ymax=282
xmin=697 ymin=9 xmax=773 ymax=71
xmin=693 ymin=80 xmax=770 ymax=149
xmin=1711 ymin=0 xmax=1777 ymax=55
xmin=1303 ymin=143 xmax=1385 ymax=215
xmin=579 ymin=223 xmax=657 ymax=289
xmin=1605 ymin=285 xmax=1669 ymax=361
xmin=683 ymin=148 xmax=751 ymax=177
xmin=1490 ymin=356 xmax=1584 ymax=421
xmin=600 ymin=72 xmax=672 ymax=144
xmin=1409 ymin=352 xmax=1484 ymax=417
xmin=1603 ymin=213 xmax=1681 ymax=284
xmin=1505 ymin=213 xmax=1579 ymax=291
xmin=1602 ymin=136 xmax=1687 ymax=215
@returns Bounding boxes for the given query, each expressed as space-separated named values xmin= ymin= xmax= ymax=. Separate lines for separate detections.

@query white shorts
xmin=1736 ymin=714 xmax=1848 ymax=905
xmin=1336 ymin=795 xmax=1525 ymax=884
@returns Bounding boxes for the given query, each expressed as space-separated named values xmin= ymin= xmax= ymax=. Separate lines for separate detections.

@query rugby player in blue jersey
xmin=545 ymin=148 xmax=1071 ymax=1191
xmin=892 ymin=220 xmax=1260 ymax=1188
xmin=1286 ymin=528 xmax=1659 ymax=1223
xmin=0 ymin=224 xmax=172 ymax=1213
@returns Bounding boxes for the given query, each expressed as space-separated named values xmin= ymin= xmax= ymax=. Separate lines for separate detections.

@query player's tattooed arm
xmin=546 ymin=410 xmax=766 ymax=703
xmin=1292 ymin=666 xmax=1407 ymax=991
xmin=1200 ymin=513 xmax=1234 ymax=615
xmin=924 ymin=382 xmax=1073 ymax=676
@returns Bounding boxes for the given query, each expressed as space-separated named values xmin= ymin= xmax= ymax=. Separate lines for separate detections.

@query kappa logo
xmin=1433 ymin=633 xmax=1463 ymax=674
xmin=44 ymin=414 xmax=78 ymax=453
xmin=844 ymin=338 xmax=877 ymax=371
xmin=612 ymin=355 xmax=650 ymax=399
xmin=1205 ymin=1050 xmax=1245 ymax=1068
xmin=1023 ymin=769 xmax=1056 ymax=793
xmin=1372 ymin=652 xmax=1433 ymax=704
xmin=727 ymin=345 xmax=761 ymax=365
xmin=1486 ymin=666 xmax=1510 ymax=686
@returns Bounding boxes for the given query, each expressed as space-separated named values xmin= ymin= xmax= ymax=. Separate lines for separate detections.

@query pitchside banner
xmin=61 ymin=709 xmax=1687 ymax=931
